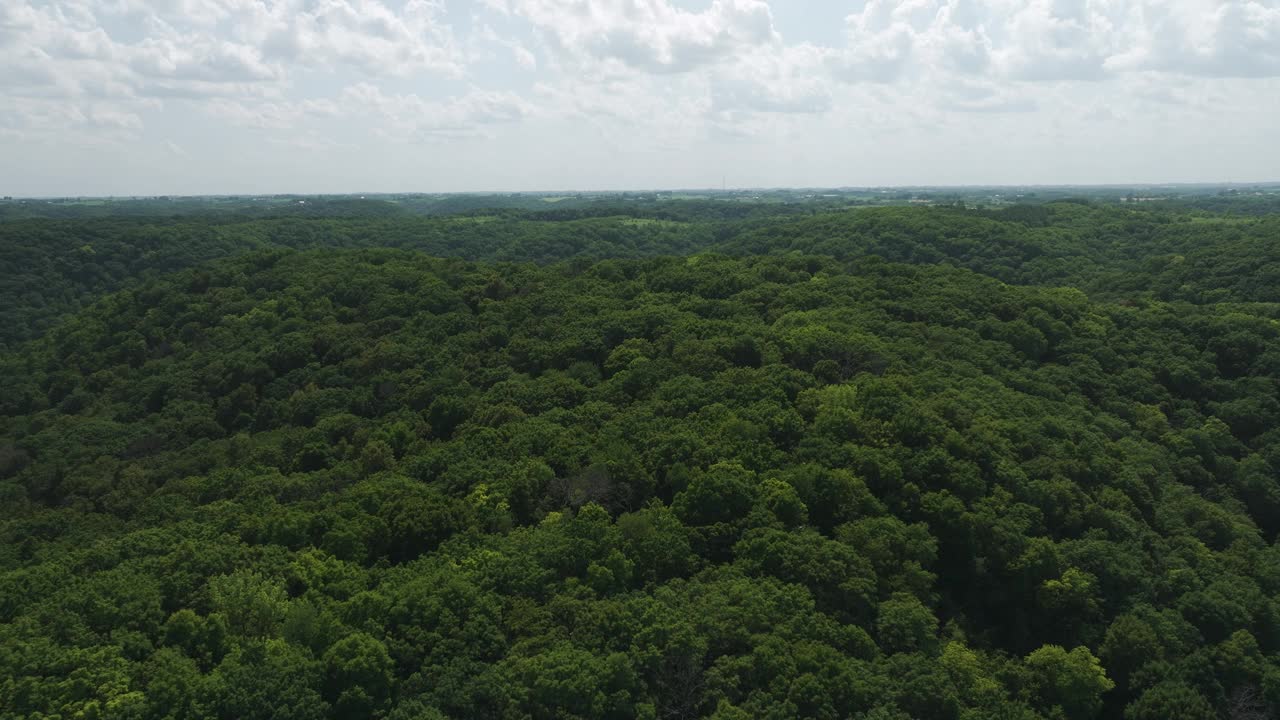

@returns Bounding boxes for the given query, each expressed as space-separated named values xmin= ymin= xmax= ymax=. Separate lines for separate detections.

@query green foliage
xmin=1023 ymin=645 xmax=1114 ymax=720
xmin=3 ymin=198 xmax=1280 ymax=719
xmin=877 ymin=593 xmax=939 ymax=655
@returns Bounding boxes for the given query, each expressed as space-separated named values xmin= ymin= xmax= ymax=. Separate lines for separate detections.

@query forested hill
xmin=3 ymin=234 xmax=1280 ymax=719
xmin=0 ymin=215 xmax=716 ymax=349
xmin=5 ymin=201 xmax=1280 ymax=351
xmin=719 ymin=204 xmax=1280 ymax=303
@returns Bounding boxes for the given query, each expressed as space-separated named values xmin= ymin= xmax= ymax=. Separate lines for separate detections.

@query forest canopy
xmin=2 ymin=193 xmax=1280 ymax=720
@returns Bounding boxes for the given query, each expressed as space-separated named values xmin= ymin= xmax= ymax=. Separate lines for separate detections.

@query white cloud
xmin=0 ymin=0 xmax=472 ymax=149
xmin=823 ymin=0 xmax=1280 ymax=85
xmin=532 ymin=75 xmax=710 ymax=148
xmin=1 ymin=4 xmax=126 ymax=97
xmin=830 ymin=0 xmax=930 ymax=83
xmin=2 ymin=0 xmax=1280 ymax=193
xmin=206 ymin=99 xmax=302 ymax=129
xmin=0 ymin=95 xmax=140 ymax=148
xmin=240 ymin=0 xmax=462 ymax=76
xmin=710 ymin=43 xmax=832 ymax=114
xmin=1107 ymin=1 xmax=1280 ymax=78
xmin=476 ymin=23 xmax=539 ymax=69
xmin=496 ymin=0 xmax=779 ymax=74
xmin=1 ymin=0 xmax=463 ymax=103
xmin=130 ymin=36 xmax=281 ymax=83
xmin=511 ymin=42 xmax=537 ymax=69
xmin=992 ymin=0 xmax=1121 ymax=81
xmin=339 ymin=82 xmax=531 ymax=139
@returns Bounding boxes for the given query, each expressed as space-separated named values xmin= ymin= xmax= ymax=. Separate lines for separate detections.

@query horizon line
xmin=6 ymin=180 xmax=1280 ymax=201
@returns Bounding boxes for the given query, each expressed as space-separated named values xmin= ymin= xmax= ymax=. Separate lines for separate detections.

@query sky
xmin=2 ymin=0 xmax=1279 ymax=196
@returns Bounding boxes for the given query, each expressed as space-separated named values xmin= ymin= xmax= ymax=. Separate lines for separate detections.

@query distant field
xmin=621 ymin=217 xmax=686 ymax=227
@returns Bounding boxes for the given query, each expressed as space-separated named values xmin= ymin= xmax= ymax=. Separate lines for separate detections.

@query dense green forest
xmin=6 ymin=199 xmax=1280 ymax=350
xmin=2 ymin=195 xmax=1280 ymax=719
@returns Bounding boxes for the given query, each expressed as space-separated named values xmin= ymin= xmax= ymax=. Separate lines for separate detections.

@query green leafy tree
xmin=1023 ymin=645 xmax=1114 ymax=720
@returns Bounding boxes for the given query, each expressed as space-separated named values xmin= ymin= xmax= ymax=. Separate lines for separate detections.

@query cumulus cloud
xmin=0 ymin=95 xmax=140 ymax=148
xmin=993 ymin=0 xmax=1119 ymax=81
xmin=130 ymin=36 xmax=281 ymax=84
xmin=0 ymin=0 xmax=471 ymax=144
xmin=1107 ymin=1 xmax=1280 ymax=78
xmin=1 ymin=0 xmax=462 ymax=103
xmin=1 ymin=3 xmax=125 ymax=97
xmin=824 ymin=0 xmax=1280 ymax=85
xmin=830 ymin=0 xmax=932 ymax=83
xmin=491 ymin=0 xmax=779 ymax=74
xmin=711 ymin=44 xmax=832 ymax=114
xmin=238 ymin=0 xmax=462 ymax=76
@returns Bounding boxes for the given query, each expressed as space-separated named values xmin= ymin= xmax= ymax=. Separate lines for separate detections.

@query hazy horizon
xmin=7 ymin=180 xmax=1280 ymax=201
